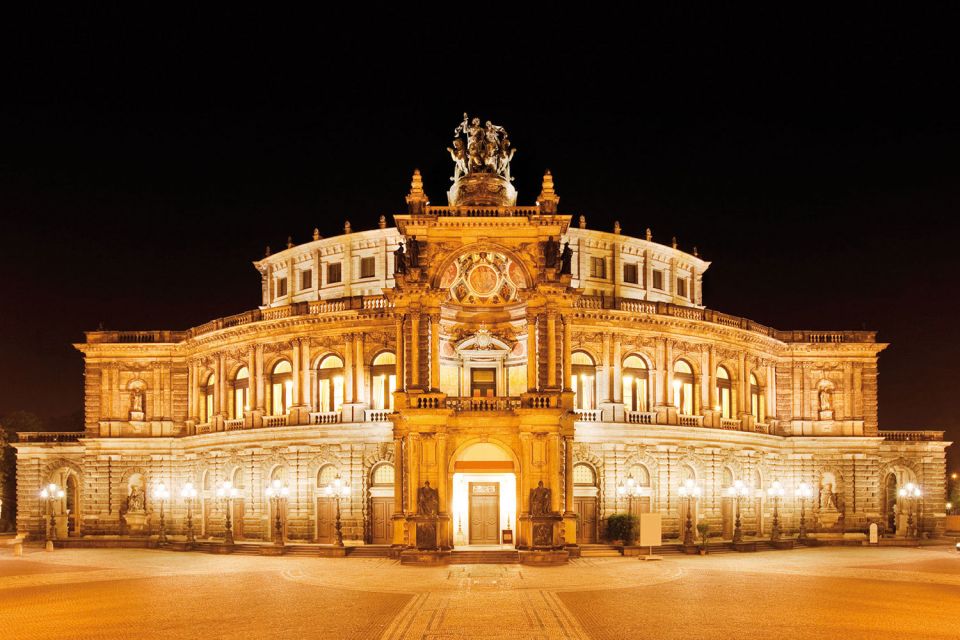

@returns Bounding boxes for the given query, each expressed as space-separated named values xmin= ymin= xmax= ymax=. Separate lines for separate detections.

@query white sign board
xmin=869 ymin=522 xmax=879 ymax=544
xmin=638 ymin=513 xmax=662 ymax=547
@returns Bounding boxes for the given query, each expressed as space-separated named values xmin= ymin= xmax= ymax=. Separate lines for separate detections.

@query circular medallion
xmin=468 ymin=265 xmax=499 ymax=295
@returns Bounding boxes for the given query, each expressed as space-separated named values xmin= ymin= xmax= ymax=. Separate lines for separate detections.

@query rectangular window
xmin=277 ymin=277 xmax=288 ymax=298
xmin=301 ymin=270 xmax=312 ymax=290
xmin=360 ymin=256 xmax=375 ymax=279
xmin=623 ymin=263 xmax=639 ymax=284
xmin=652 ymin=269 xmax=664 ymax=290
xmin=677 ymin=277 xmax=688 ymax=298
xmin=590 ymin=256 xmax=606 ymax=279
xmin=327 ymin=262 xmax=342 ymax=284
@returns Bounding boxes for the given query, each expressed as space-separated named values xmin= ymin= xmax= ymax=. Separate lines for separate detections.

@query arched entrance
xmin=450 ymin=441 xmax=519 ymax=548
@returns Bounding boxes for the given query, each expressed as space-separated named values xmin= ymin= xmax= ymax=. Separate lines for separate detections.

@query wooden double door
xmin=575 ymin=496 xmax=598 ymax=543
xmin=317 ymin=498 xmax=337 ymax=543
xmin=370 ymin=497 xmax=392 ymax=544
xmin=469 ymin=482 xmax=500 ymax=544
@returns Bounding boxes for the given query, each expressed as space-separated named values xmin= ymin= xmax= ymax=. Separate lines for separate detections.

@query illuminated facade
xmin=14 ymin=120 xmax=950 ymax=558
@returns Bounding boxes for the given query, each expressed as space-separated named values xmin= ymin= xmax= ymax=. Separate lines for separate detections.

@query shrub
xmin=696 ymin=522 xmax=710 ymax=547
xmin=606 ymin=513 xmax=637 ymax=545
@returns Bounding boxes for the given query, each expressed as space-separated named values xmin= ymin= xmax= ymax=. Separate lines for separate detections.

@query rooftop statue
xmin=450 ymin=113 xmax=516 ymax=182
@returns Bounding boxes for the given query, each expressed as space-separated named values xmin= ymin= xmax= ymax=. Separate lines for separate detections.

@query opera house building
xmin=14 ymin=118 xmax=949 ymax=562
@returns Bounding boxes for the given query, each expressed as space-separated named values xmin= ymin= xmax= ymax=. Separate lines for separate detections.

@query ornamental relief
xmin=439 ymin=250 xmax=527 ymax=306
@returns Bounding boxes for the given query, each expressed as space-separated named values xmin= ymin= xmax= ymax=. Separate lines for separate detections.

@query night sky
xmin=1 ymin=10 xmax=958 ymax=467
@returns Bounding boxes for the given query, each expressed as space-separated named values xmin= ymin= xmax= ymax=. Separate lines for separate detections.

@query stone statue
xmin=407 ymin=237 xmax=419 ymax=268
xmin=447 ymin=139 xmax=467 ymax=181
xmin=530 ymin=480 xmax=551 ymax=517
xmin=394 ymin=242 xmax=406 ymax=275
xmin=544 ymin=237 xmax=559 ymax=268
xmin=818 ymin=385 xmax=833 ymax=412
xmin=449 ymin=113 xmax=515 ymax=180
xmin=418 ymin=481 xmax=439 ymax=517
xmin=130 ymin=389 xmax=143 ymax=413
xmin=559 ymin=242 xmax=573 ymax=275
xmin=819 ymin=482 xmax=839 ymax=512
xmin=127 ymin=485 xmax=145 ymax=513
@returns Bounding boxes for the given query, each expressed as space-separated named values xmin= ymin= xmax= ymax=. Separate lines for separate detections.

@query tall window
xmin=202 ymin=373 xmax=215 ymax=422
xmin=673 ymin=359 xmax=695 ymax=415
xmin=571 ymin=351 xmax=596 ymax=410
xmin=371 ymin=351 xmax=396 ymax=410
xmin=277 ymin=277 xmax=287 ymax=298
xmin=270 ymin=360 xmax=293 ymax=416
xmin=622 ymin=354 xmax=649 ymax=412
xmin=301 ymin=270 xmax=312 ymax=290
xmin=652 ymin=269 xmax=664 ymax=290
xmin=623 ymin=263 xmax=639 ymax=284
xmin=590 ymin=256 xmax=606 ymax=279
xmin=360 ymin=256 xmax=375 ymax=279
xmin=327 ymin=262 xmax=342 ymax=284
xmin=750 ymin=373 xmax=764 ymax=421
xmin=717 ymin=366 xmax=732 ymax=419
xmin=317 ymin=355 xmax=344 ymax=413
xmin=372 ymin=463 xmax=395 ymax=486
xmin=232 ymin=367 xmax=249 ymax=419
xmin=677 ymin=277 xmax=688 ymax=298
xmin=573 ymin=463 xmax=596 ymax=486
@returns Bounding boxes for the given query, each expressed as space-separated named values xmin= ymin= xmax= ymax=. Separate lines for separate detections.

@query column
xmin=343 ymin=335 xmax=354 ymax=403
xmin=562 ymin=315 xmax=572 ymax=391
xmin=213 ymin=354 xmax=223 ymax=415
xmin=429 ymin=313 xmax=440 ymax=391
xmin=247 ymin=349 xmax=256 ymax=411
xmin=526 ymin=315 xmax=537 ymax=392
xmin=548 ymin=434 xmax=561 ymax=512
xmin=395 ymin=315 xmax=405 ymax=391
xmin=564 ymin=436 xmax=574 ymax=514
xmin=601 ymin=333 xmax=611 ymax=402
xmin=355 ymin=333 xmax=365 ymax=403
xmin=738 ymin=352 xmax=748 ymax=416
xmin=663 ymin=340 xmax=673 ymax=406
xmin=301 ymin=339 xmax=311 ymax=408
xmin=291 ymin=339 xmax=301 ymax=406
xmin=219 ymin=356 xmax=227 ymax=416
xmin=708 ymin=346 xmax=717 ymax=409
xmin=547 ymin=311 xmax=557 ymax=388
xmin=410 ymin=313 xmax=420 ymax=387
xmin=255 ymin=344 xmax=265 ymax=411
xmin=407 ymin=433 xmax=420 ymax=513
xmin=393 ymin=435 xmax=404 ymax=515
xmin=612 ymin=338 xmax=622 ymax=402
xmin=437 ymin=433 xmax=448 ymax=512
xmin=189 ymin=360 xmax=198 ymax=419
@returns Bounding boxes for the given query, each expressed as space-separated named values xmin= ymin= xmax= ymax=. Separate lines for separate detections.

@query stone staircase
xmin=449 ymin=549 xmax=520 ymax=564
xmin=347 ymin=545 xmax=393 ymax=558
xmin=579 ymin=544 xmax=622 ymax=558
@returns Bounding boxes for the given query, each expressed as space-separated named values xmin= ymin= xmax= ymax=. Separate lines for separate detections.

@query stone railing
xmin=574 ymin=409 xmax=602 ymax=422
xmin=309 ymin=411 xmax=342 ymax=425
xmin=364 ymin=409 xmax=392 ymax=422
xmin=523 ymin=392 xmax=560 ymax=409
xmin=625 ymin=411 xmax=655 ymax=424
xmin=86 ymin=330 xmax=187 ymax=344
xmin=195 ymin=423 xmax=212 ymax=434
xmin=224 ymin=419 xmax=244 ymax=431
xmin=754 ymin=422 xmax=770 ymax=434
xmin=413 ymin=393 xmax=446 ymax=409
xmin=879 ymin=430 xmax=944 ymax=442
xmin=423 ymin=205 xmax=541 ymax=218
xmin=720 ymin=418 xmax=742 ymax=430
xmin=446 ymin=397 xmax=520 ymax=412
xmin=263 ymin=415 xmax=288 ymax=428
xmin=678 ymin=414 xmax=704 ymax=427
xmin=18 ymin=432 xmax=84 ymax=443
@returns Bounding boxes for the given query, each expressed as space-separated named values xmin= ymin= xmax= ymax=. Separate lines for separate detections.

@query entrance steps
xmin=450 ymin=549 xmax=520 ymax=564
xmin=579 ymin=544 xmax=622 ymax=558
xmin=347 ymin=545 xmax=393 ymax=558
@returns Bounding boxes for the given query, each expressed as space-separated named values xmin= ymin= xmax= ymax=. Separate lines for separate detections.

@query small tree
xmin=606 ymin=513 xmax=638 ymax=545
xmin=696 ymin=522 xmax=710 ymax=551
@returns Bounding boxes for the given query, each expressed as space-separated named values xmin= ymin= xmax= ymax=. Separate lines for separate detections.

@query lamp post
xmin=153 ymin=482 xmax=170 ymax=544
xmin=766 ymin=481 xmax=785 ymax=541
xmin=677 ymin=479 xmax=702 ymax=546
xmin=324 ymin=475 xmax=350 ymax=547
xmin=794 ymin=482 xmax=812 ymax=540
xmin=726 ymin=480 xmax=750 ymax=544
xmin=180 ymin=482 xmax=197 ymax=544
xmin=898 ymin=482 xmax=922 ymax=539
xmin=39 ymin=483 xmax=64 ymax=551
xmin=265 ymin=479 xmax=290 ymax=545
xmin=216 ymin=481 xmax=238 ymax=545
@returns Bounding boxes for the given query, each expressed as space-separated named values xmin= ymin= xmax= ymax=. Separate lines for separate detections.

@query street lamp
xmin=265 ymin=479 xmax=290 ymax=545
xmin=898 ymin=482 xmax=922 ymax=539
xmin=38 ymin=483 xmax=64 ymax=551
xmin=324 ymin=475 xmax=350 ymax=547
xmin=726 ymin=480 xmax=750 ymax=544
xmin=216 ymin=480 xmax=239 ymax=545
xmin=153 ymin=482 xmax=170 ymax=544
xmin=180 ymin=482 xmax=197 ymax=544
xmin=766 ymin=481 xmax=785 ymax=541
xmin=677 ymin=479 xmax=702 ymax=546
xmin=794 ymin=482 xmax=812 ymax=540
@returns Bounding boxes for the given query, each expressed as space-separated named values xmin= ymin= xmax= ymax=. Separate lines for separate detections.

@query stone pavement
xmin=1 ymin=546 xmax=959 ymax=639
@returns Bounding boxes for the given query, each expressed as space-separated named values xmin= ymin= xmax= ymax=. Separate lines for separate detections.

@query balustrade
xmin=625 ymin=411 xmax=655 ymax=424
xmin=263 ymin=415 xmax=288 ymax=428
xmin=309 ymin=411 xmax=342 ymax=425
xmin=574 ymin=409 xmax=602 ymax=422
xmin=720 ymin=418 xmax=742 ymax=430
xmin=224 ymin=419 xmax=244 ymax=431
xmin=679 ymin=414 xmax=704 ymax=427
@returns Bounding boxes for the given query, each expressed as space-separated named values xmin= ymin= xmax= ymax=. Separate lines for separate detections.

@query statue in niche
xmin=130 ymin=388 xmax=144 ymax=413
xmin=127 ymin=484 xmax=146 ymax=513
xmin=559 ymin=242 xmax=573 ymax=275
xmin=394 ymin=242 xmax=406 ymax=274
xmin=544 ymin=237 xmax=559 ymax=268
xmin=818 ymin=385 xmax=833 ymax=412
xmin=418 ymin=481 xmax=439 ymax=517
xmin=819 ymin=482 xmax=840 ymax=512
xmin=407 ymin=237 xmax=419 ymax=268
xmin=530 ymin=480 xmax=551 ymax=517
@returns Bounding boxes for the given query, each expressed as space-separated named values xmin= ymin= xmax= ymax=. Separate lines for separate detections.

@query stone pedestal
xmin=413 ymin=515 xmax=440 ymax=550
xmin=123 ymin=511 xmax=150 ymax=536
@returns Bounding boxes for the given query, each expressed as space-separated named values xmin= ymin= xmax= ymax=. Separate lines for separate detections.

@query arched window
xmin=573 ymin=463 xmax=597 ymax=486
xmin=673 ymin=359 xmax=695 ymax=415
xmin=201 ymin=373 xmax=215 ymax=423
xmin=371 ymin=352 xmax=396 ymax=411
xmin=232 ymin=467 xmax=244 ymax=490
xmin=680 ymin=464 xmax=696 ymax=483
xmin=753 ymin=468 xmax=763 ymax=491
xmin=232 ymin=367 xmax=249 ymax=419
xmin=270 ymin=360 xmax=293 ymax=416
xmin=717 ymin=366 xmax=732 ymax=419
xmin=371 ymin=463 xmax=395 ymax=486
xmin=750 ymin=373 xmax=764 ymax=421
xmin=571 ymin=351 xmax=596 ymax=410
xmin=622 ymin=355 xmax=649 ymax=412
xmin=318 ymin=464 xmax=338 ymax=488
xmin=628 ymin=464 xmax=651 ymax=487
xmin=722 ymin=467 xmax=734 ymax=488
xmin=317 ymin=355 xmax=344 ymax=413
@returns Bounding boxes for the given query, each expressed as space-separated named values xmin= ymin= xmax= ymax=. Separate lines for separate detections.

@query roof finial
xmin=344 ymin=220 xmax=352 ymax=234
xmin=645 ymin=228 xmax=652 ymax=241
xmin=287 ymin=236 xmax=294 ymax=249
xmin=379 ymin=215 xmax=387 ymax=229
xmin=406 ymin=168 xmax=429 ymax=215
xmin=265 ymin=245 xmax=271 ymax=257
xmin=579 ymin=215 xmax=586 ymax=229
xmin=613 ymin=221 xmax=621 ymax=234
xmin=672 ymin=236 xmax=678 ymax=249
xmin=538 ymin=169 xmax=559 ymax=214
xmin=312 ymin=228 xmax=320 ymax=241
xmin=693 ymin=245 xmax=699 ymax=257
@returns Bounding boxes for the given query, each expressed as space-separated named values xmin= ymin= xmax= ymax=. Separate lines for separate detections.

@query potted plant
xmin=606 ymin=513 xmax=638 ymax=546
xmin=696 ymin=522 xmax=710 ymax=555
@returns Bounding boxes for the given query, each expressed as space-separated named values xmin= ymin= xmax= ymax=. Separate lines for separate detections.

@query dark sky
xmin=1 ymin=10 xmax=958 ymax=466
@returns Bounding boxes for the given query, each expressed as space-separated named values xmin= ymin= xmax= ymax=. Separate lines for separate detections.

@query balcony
xmin=879 ymin=430 xmax=944 ymax=442
xmin=17 ymin=432 xmax=84 ymax=443
xmin=446 ymin=397 xmax=521 ymax=412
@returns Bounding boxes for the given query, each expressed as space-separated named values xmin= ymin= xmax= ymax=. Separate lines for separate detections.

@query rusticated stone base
xmin=399 ymin=550 xmax=451 ymax=566
xmin=519 ymin=550 xmax=569 ymax=565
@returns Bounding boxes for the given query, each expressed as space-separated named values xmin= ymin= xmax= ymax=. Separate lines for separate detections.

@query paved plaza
xmin=2 ymin=546 xmax=959 ymax=639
